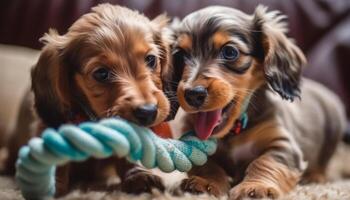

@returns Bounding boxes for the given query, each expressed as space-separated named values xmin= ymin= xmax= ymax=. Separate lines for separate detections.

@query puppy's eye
xmin=145 ymin=55 xmax=157 ymax=70
xmin=92 ymin=68 xmax=110 ymax=83
xmin=220 ymin=45 xmax=239 ymax=61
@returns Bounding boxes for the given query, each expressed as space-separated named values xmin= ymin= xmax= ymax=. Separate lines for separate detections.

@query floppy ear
xmin=252 ymin=6 xmax=306 ymax=101
xmin=151 ymin=14 xmax=170 ymax=30
xmin=31 ymin=30 xmax=75 ymax=127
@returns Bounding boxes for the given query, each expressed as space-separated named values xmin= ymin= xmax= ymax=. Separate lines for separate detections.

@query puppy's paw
xmin=180 ymin=176 xmax=223 ymax=197
xmin=229 ymin=181 xmax=282 ymax=200
xmin=121 ymin=169 xmax=165 ymax=194
xmin=301 ymin=172 xmax=326 ymax=184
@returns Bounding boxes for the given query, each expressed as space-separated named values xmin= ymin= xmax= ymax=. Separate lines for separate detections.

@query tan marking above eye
xmin=178 ymin=34 xmax=192 ymax=51
xmin=212 ymin=31 xmax=231 ymax=50
xmin=133 ymin=40 xmax=150 ymax=58
xmin=212 ymin=31 xmax=250 ymax=54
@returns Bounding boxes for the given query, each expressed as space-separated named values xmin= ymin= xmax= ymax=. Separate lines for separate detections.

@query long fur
xmin=173 ymin=5 xmax=346 ymax=199
xmin=6 ymin=3 xmax=178 ymax=196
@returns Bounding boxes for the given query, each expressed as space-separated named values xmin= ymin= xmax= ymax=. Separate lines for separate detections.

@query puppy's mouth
xmin=194 ymin=101 xmax=235 ymax=140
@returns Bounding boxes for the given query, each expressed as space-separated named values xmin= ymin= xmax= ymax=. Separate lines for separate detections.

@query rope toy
xmin=15 ymin=118 xmax=217 ymax=200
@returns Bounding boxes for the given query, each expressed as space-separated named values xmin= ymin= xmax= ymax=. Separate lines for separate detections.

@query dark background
xmin=0 ymin=0 xmax=349 ymax=119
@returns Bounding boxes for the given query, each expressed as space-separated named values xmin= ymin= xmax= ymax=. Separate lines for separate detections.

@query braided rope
xmin=15 ymin=118 xmax=217 ymax=200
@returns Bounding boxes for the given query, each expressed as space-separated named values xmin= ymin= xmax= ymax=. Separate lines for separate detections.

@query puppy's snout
xmin=133 ymin=104 xmax=158 ymax=126
xmin=184 ymin=86 xmax=208 ymax=108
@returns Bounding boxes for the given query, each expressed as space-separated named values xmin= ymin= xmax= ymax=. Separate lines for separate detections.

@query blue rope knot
xmin=15 ymin=118 xmax=217 ymax=200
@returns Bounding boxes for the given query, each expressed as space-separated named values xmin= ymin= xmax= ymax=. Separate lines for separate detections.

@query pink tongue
xmin=194 ymin=109 xmax=222 ymax=140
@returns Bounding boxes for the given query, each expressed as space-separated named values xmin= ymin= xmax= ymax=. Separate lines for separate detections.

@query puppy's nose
xmin=133 ymin=104 xmax=158 ymax=126
xmin=184 ymin=86 xmax=208 ymax=108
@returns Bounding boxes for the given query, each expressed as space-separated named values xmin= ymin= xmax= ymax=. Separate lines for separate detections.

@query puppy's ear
xmin=252 ymin=6 xmax=306 ymax=101
xmin=31 ymin=29 xmax=74 ymax=127
xmin=151 ymin=14 xmax=170 ymax=29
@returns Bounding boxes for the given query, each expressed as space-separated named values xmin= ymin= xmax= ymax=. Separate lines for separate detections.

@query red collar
xmin=229 ymin=113 xmax=249 ymax=136
xmin=151 ymin=122 xmax=173 ymax=138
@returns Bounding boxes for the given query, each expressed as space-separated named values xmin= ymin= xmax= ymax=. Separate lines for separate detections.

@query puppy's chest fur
xmin=214 ymin=88 xmax=275 ymax=160
xmin=213 ymin=131 xmax=268 ymax=180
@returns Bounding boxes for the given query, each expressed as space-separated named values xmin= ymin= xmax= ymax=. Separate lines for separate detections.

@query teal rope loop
xmin=15 ymin=118 xmax=217 ymax=200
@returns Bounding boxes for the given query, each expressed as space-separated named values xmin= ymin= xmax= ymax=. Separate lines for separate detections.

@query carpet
xmin=1 ymin=143 xmax=349 ymax=200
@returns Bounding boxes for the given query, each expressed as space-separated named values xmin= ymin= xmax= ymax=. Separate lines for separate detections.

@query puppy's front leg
xmin=115 ymin=158 xmax=165 ymax=194
xmin=180 ymin=159 xmax=230 ymax=197
xmin=229 ymin=127 xmax=304 ymax=199
xmin=229 ymin=155 xmax=300 ymax=199
xmin=55 ymin=164 xmax=71 ymax=197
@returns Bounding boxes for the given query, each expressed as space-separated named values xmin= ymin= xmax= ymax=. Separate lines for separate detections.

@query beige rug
xmin=1 ymin=143 xmax=349 ymax=200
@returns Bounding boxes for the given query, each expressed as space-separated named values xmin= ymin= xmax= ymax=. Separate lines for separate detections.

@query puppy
xmin=173 ymin=6 xmax=347 ymax=199
xmin=5 ymin=3 xmax=175 ymax=196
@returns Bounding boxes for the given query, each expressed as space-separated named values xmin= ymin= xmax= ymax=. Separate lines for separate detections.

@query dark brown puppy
xmin=174 ymin=5 xmax=347 ymax=199
xmin=5 ymin=4 xmax=175 ymax=196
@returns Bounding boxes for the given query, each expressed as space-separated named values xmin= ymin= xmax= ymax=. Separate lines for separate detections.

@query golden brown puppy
xmin=5 ymin=3 xmax=176 ymax=196
xmin=173 ymin=5 xmax=347 ymax=199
